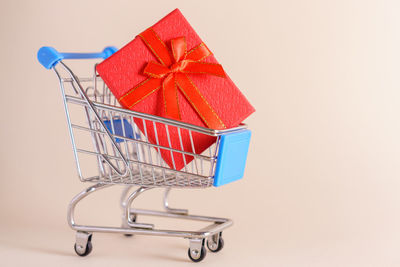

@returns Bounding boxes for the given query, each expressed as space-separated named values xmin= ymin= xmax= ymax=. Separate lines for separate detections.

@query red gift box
xmin=96 ymin=8 xmax=255 ymax=170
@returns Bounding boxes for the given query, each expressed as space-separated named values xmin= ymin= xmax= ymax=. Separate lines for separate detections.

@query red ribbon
xmin=119 ymin=28 xmax=226 ymax=129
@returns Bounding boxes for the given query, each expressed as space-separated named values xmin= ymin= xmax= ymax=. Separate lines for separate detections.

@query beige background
xmin=1 ymin=0 xmax=400 ymax=266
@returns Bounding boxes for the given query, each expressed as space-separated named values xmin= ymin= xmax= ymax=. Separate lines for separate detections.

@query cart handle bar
xmin=37 ymin=46 xmax=118 ymax=69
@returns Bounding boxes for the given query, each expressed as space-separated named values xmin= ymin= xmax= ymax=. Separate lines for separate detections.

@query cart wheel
xmin=207 ymin=233 xmax=224 ymax=253
xmin=188 ymin=245 xmax=206 ymax=262
xmin=124 ymin=214 xmax=137 ymax=237
xmin=74 ymin=241 xmax=92 ymax=257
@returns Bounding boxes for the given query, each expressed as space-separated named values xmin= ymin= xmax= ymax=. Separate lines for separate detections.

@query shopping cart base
xmin=68 ymin=183 xmax=232 ymax=262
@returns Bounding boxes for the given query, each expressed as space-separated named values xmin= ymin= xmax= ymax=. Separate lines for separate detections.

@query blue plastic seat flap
xmin=213 ymin=130 xmax=251 ymax=187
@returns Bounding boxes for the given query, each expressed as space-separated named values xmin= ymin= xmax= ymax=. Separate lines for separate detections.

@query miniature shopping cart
xmin=37 ymin=46 xmax=252 ymax=262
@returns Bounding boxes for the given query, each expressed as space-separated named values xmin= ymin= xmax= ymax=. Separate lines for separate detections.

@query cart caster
xmin=74 ymin=232 xmax=92 ymax=257
xmin=207 ymin=232 xmax=224 ymax=253
xmin=74 ymin=241 xmax=92 ymax=257
xmin=188 ymin=238 xmax=206 ymax=262
xmin=123 ymin=214 xmax=137 ymax=237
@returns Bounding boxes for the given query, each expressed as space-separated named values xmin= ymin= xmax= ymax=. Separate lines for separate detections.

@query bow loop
xmin=171 ymin=36 xmax=187 ymax=63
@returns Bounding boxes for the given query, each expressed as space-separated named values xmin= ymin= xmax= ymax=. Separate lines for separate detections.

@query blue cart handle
xmin=37 ymin=46 xmax=117 ymax=69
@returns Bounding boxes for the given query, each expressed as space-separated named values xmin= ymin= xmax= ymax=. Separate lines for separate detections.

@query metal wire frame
xmin=53 ymin=61 xmax=247 ymax=188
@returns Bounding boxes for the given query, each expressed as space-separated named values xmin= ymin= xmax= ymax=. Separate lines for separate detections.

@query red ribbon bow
xmin=119 ymin=28 xmax=226 ymax=129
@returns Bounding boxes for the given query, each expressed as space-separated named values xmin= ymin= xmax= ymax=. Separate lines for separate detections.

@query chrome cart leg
xmin=120 ymin=185 xmax=136 ymax=236
xmin=120 ymin=185 xmax=132 ymax=210
xmin=124 ymin=187 xmax=154 ymax=229
xmin=163 ymin=188 xmax=188 ymax=215
xmin=68 ymin=183 xmax=112 ymax=256
xmin=188 ymin=238 xmax=206 ymax=262
xmin=68 ymin=183 xmax=113 ymax=229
